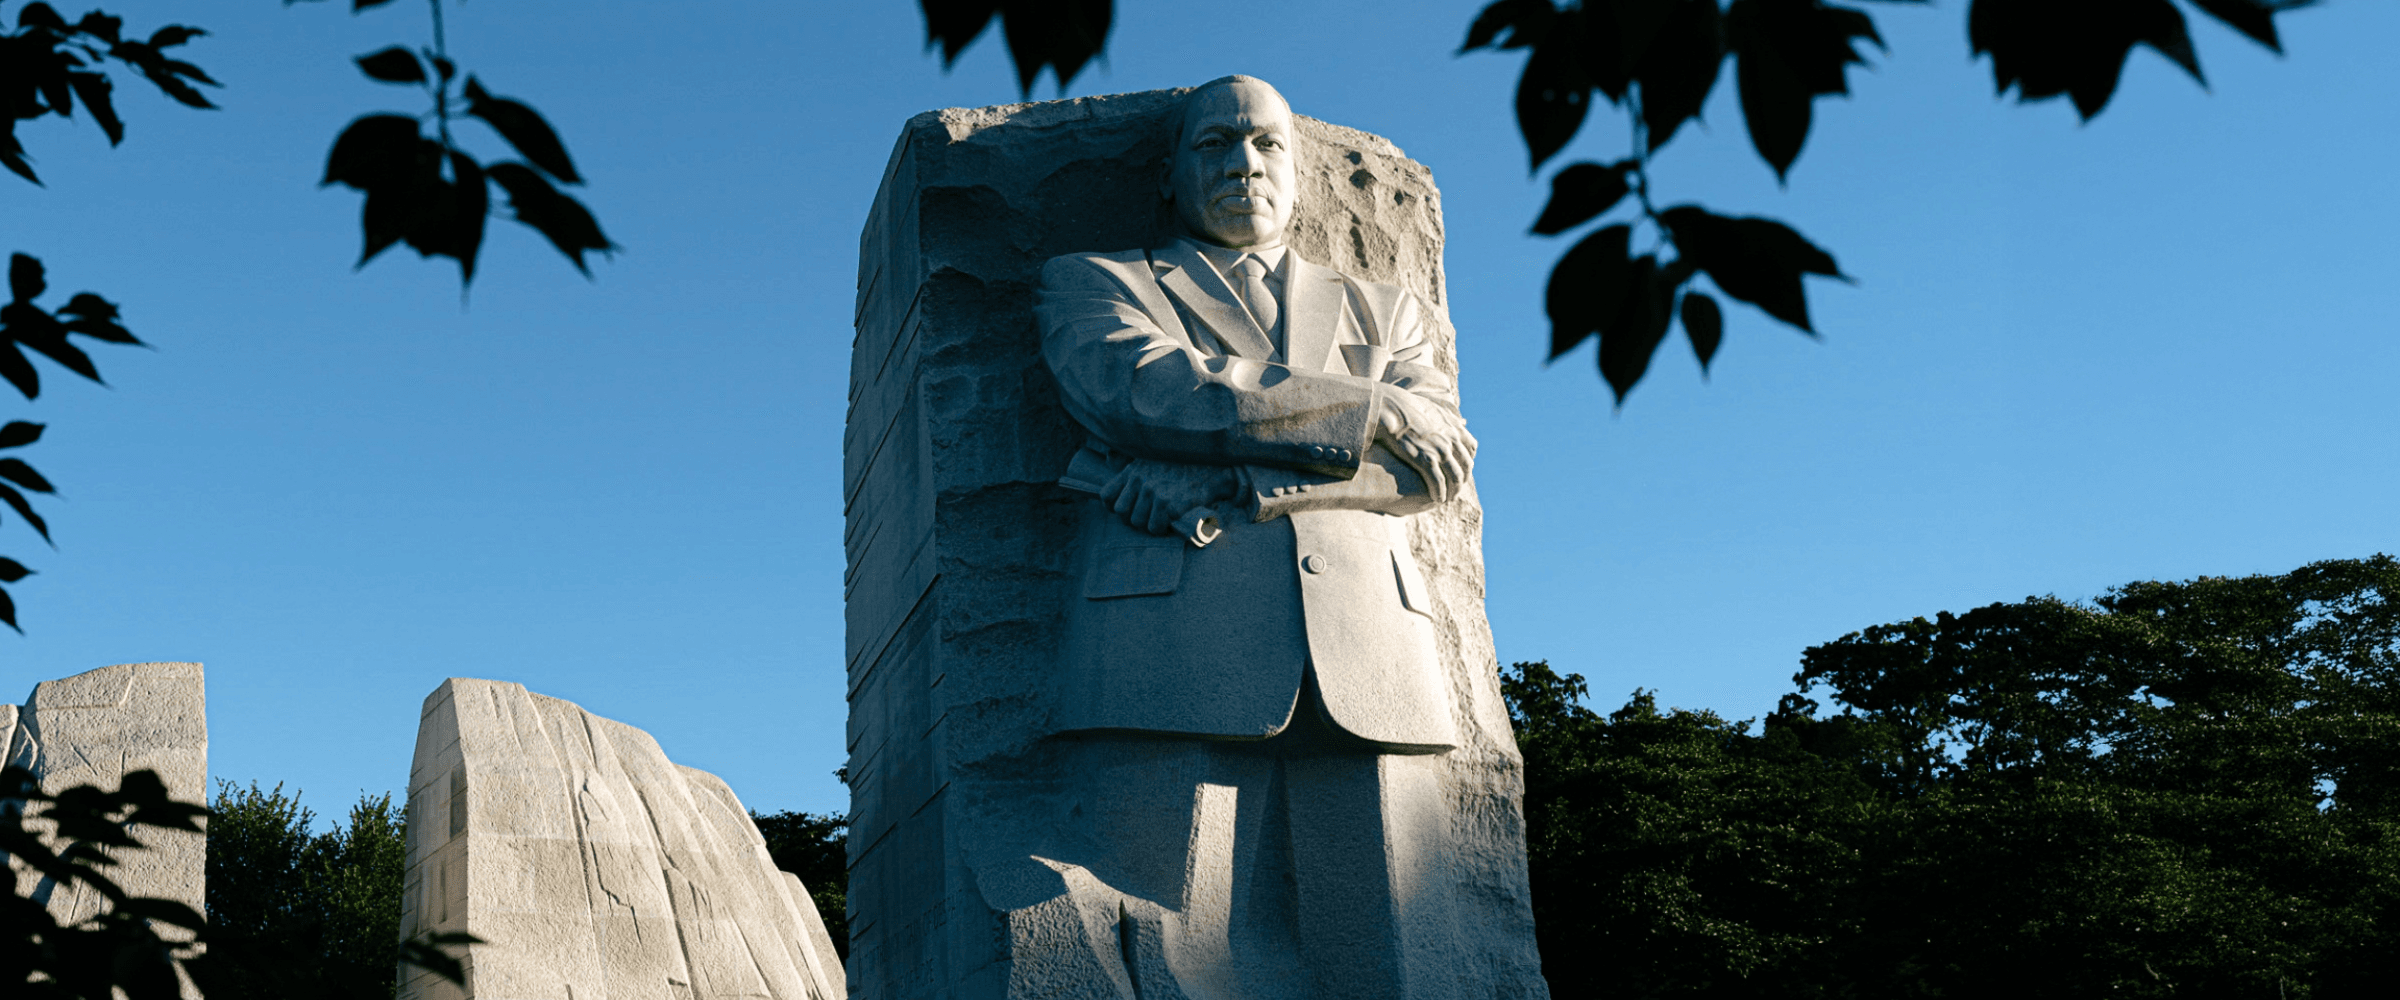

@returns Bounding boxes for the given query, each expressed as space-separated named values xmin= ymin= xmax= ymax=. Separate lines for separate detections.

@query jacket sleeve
xmin=1036 ymin=254 xmax=1382 ymax=478
xmin=1376 ymin=291 xmax=1460 ymax=415
xmin=1245 ymin=443 xmax=1440 ymax=520
xmin=1245 ymin=286 xmax=1459 ymax=520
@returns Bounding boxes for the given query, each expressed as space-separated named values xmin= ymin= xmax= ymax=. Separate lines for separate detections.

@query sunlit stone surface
xmin=3 ymin=661 xmax=208 ymax=998
xmin=398 ymin=678 xmax=844 ymax=1000
xmin=846 ymin=81 xmax=1547 ymax=1000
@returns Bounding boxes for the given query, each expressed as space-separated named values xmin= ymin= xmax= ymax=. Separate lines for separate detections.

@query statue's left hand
xmin=1101 ymin=459 xmax=1239 ymax=536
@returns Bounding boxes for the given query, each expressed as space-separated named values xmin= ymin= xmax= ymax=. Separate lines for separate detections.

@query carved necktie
xmin=1235 ymin=255 xmax=1279 ymax=339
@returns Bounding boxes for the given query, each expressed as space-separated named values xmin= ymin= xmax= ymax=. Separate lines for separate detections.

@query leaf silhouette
xmin=463 ymin=77 xmax=580 ymax=183
xmin=1969 ymin=0 xmax=2201 ymax=119
xmin=0 ymin=481 xmax=53 ymax=543
xmin=1516 ymin=25 xmax=1593 ymax=172
xmin=1660 ymin=205 xmax=1844 ymax=333
xmin=1681 ymin=290 xmax=1724 ymax=371
xmin=1598 ymin=254 xmax=1680 ymax=403
xmin=1546 ymin=223 xmax=1633 ymax=361
xmin=486 ymin=162 xmax=616 ymax=275
xmin=354 ymin=46 xmax=426 ymax=84
xmin=1532 ymin=160 xmax=1632 ymax=235
xmin=9 ymin=253 xmax=46 ymax=303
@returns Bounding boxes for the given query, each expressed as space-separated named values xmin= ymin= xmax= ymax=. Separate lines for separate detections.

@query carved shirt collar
xmin=1177 ymin=237 xmax=1287 ymax=289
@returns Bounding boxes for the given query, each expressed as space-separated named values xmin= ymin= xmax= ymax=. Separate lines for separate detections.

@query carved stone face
xmin=1164 ymin=78 xmax=1298 ymax=250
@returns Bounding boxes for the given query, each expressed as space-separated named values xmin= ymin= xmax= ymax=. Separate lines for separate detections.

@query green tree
xmin=1503 ymin=661 xmax=1887 ymax=997
xmin=199 ymin=782 xmax=410 ymax=1000
xmin=752 ymin=809 xmax=849 ymax=960
xmin=1507 ymin=554 xmax=2400 ymax=998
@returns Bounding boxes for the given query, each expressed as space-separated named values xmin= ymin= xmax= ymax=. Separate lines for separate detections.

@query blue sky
xmin=3 ymin=0 xmax=2392 ymax=823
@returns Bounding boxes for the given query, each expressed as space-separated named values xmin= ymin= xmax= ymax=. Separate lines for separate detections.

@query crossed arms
xmin=1034 ymin=253 xmax=1476 ymax=536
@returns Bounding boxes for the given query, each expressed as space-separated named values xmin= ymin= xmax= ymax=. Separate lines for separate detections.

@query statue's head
xmin=1162 ymin=75 xmax=1297 ymax=250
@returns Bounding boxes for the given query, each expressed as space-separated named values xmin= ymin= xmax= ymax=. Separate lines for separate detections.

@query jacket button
xmin=1311 ymin=445 xmax=1325 ymax=457
xmin=1301 ymin=554 xmax=1327 ymax=574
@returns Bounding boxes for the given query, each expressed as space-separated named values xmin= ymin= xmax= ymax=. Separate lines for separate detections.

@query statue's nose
xmin=1228 ymin=142 xmax=1266 ymax=177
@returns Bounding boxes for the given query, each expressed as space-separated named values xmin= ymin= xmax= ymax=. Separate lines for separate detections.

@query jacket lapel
xmin=1153 ymin=242 xmax=1279 ymax=362
xmin=1123 ymin=253 xmax=1191 ymax=347
xmin=1283 ymin=255 xmax=1345 ymax=374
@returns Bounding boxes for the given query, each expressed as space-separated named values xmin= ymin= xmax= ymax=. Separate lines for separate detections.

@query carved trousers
xmin=1024 ymin=675 xmax=1457 ymax=1000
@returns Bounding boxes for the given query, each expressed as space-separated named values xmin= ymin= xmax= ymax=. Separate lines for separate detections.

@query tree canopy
xmin=198 ymin=782 xmax=412 ymax=1000
xmin=185 ymin=780 xmax=475 ymax=998
xmin=1506 ymin=554 xmax=2400 ymax=997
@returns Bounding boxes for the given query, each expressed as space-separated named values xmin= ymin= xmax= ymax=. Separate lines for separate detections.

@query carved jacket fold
xmin=1035 ymin=245 xmax=1461 ymax=750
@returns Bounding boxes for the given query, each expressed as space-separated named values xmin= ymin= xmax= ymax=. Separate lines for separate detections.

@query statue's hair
xmin=1170 ymin=75 xmax=1287 ymax=150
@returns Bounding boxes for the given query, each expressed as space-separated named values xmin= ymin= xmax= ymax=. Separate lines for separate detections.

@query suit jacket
xmin=1033 ymin=241 xmax=1460 ymax=751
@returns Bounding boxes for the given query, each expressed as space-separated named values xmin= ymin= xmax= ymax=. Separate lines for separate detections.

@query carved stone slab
xmin=397 ymin=678 xmax=844 ymax=1000
xmin=3 ymin=661 xmax=208 ymax=997
xmin=846 ymin=87 xmax=1545 ymax=1000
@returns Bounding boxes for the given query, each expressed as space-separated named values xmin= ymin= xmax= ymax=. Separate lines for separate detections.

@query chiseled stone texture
xmin=847 ymin=89 xmax=1545 ymax=1000
xmin=398 ymin=679 xmax=844 ymax=1000
xmin=3 ymin=661 xmax=208 ymax=997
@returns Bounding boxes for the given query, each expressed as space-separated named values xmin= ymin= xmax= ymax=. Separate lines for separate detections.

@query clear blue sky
xmin=4 ymin=1 xmax=2392 ymax=823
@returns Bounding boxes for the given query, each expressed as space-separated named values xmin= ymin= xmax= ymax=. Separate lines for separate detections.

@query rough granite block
xmin=3 ymin=661 xmax=209 ymax=998
xmin=398 ymin=678 xmax=845 ymax=1000
xmin=846 ymin=86 xmax=1545 ymax=1000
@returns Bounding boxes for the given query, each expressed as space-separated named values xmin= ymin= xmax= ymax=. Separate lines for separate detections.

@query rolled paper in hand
xmin=1058 ymin=447 xmax=1122 ymax=494
xmin=1174 ymin=507 xmax=1223 ymax=548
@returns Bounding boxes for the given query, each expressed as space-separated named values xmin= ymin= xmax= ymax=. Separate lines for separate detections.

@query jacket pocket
xmin=1084 ymin=540 xmax=1185 ymax=599
xmin=1390 ymin=549 xmax=1434 ymax=618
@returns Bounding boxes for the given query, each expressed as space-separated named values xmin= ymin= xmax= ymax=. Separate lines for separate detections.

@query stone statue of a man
xmin=1024 ymin=74 xmax=1494 ymax=1000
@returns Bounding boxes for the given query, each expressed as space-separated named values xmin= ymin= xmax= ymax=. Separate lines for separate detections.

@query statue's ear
xmin=1157 ymin=156 xmax=1175 ymax=204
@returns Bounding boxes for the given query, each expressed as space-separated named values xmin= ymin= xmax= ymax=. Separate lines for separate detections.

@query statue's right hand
xmin=1100 ymin=458 xmax=1238 ymax=536
xmin=1375 ymin=392 xmax=1474 ymax=503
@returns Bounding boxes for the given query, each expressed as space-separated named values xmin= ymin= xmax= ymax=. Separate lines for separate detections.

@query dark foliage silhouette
xmin=1 ymin=0 xmax=619 ymax=630
xmin=1 ymin=0 xmax=207 ymax=630
xmin=920 ymin=0 xmax=2314 ymax=404
xmin=1 ymin=766 xmax=207 ymax=1000
xmin=917 ymin=0 xmax=1113 ymax=95
xmin=0 ymin=253 xmax=143 ymax=629
xmin=0 ymin=0 xmax=216 ymax=184
xmin=303 ymin=0 xmax=615 ymax=286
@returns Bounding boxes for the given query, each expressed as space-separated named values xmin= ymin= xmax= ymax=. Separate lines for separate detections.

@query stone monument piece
xmin=846 ymin=78 xmax=1547 ymax=999
xmin=2 ymin=661 xmax=209 ymax=996
xmin=397 ymin=678 xmax=844 ymax=1000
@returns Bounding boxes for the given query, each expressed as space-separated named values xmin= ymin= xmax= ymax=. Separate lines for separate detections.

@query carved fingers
xmin=1104 ymin=459 xmax=1240 ymax=536
xmin=1376 ymin=391 xmax=1475 ymax=504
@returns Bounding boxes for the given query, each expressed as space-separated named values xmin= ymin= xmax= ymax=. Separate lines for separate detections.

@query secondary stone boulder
xmin=398 ymin=678 xmax=844 ymax=1000
xmin=2 ymin=661 xmax=209 ymax=997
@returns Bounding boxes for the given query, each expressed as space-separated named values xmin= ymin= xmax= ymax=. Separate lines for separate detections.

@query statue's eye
xmin=1256 ymin=137 xmax=1284 ymax=151
xmin=1196 ymin=136 xmax=1227 ymax=150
